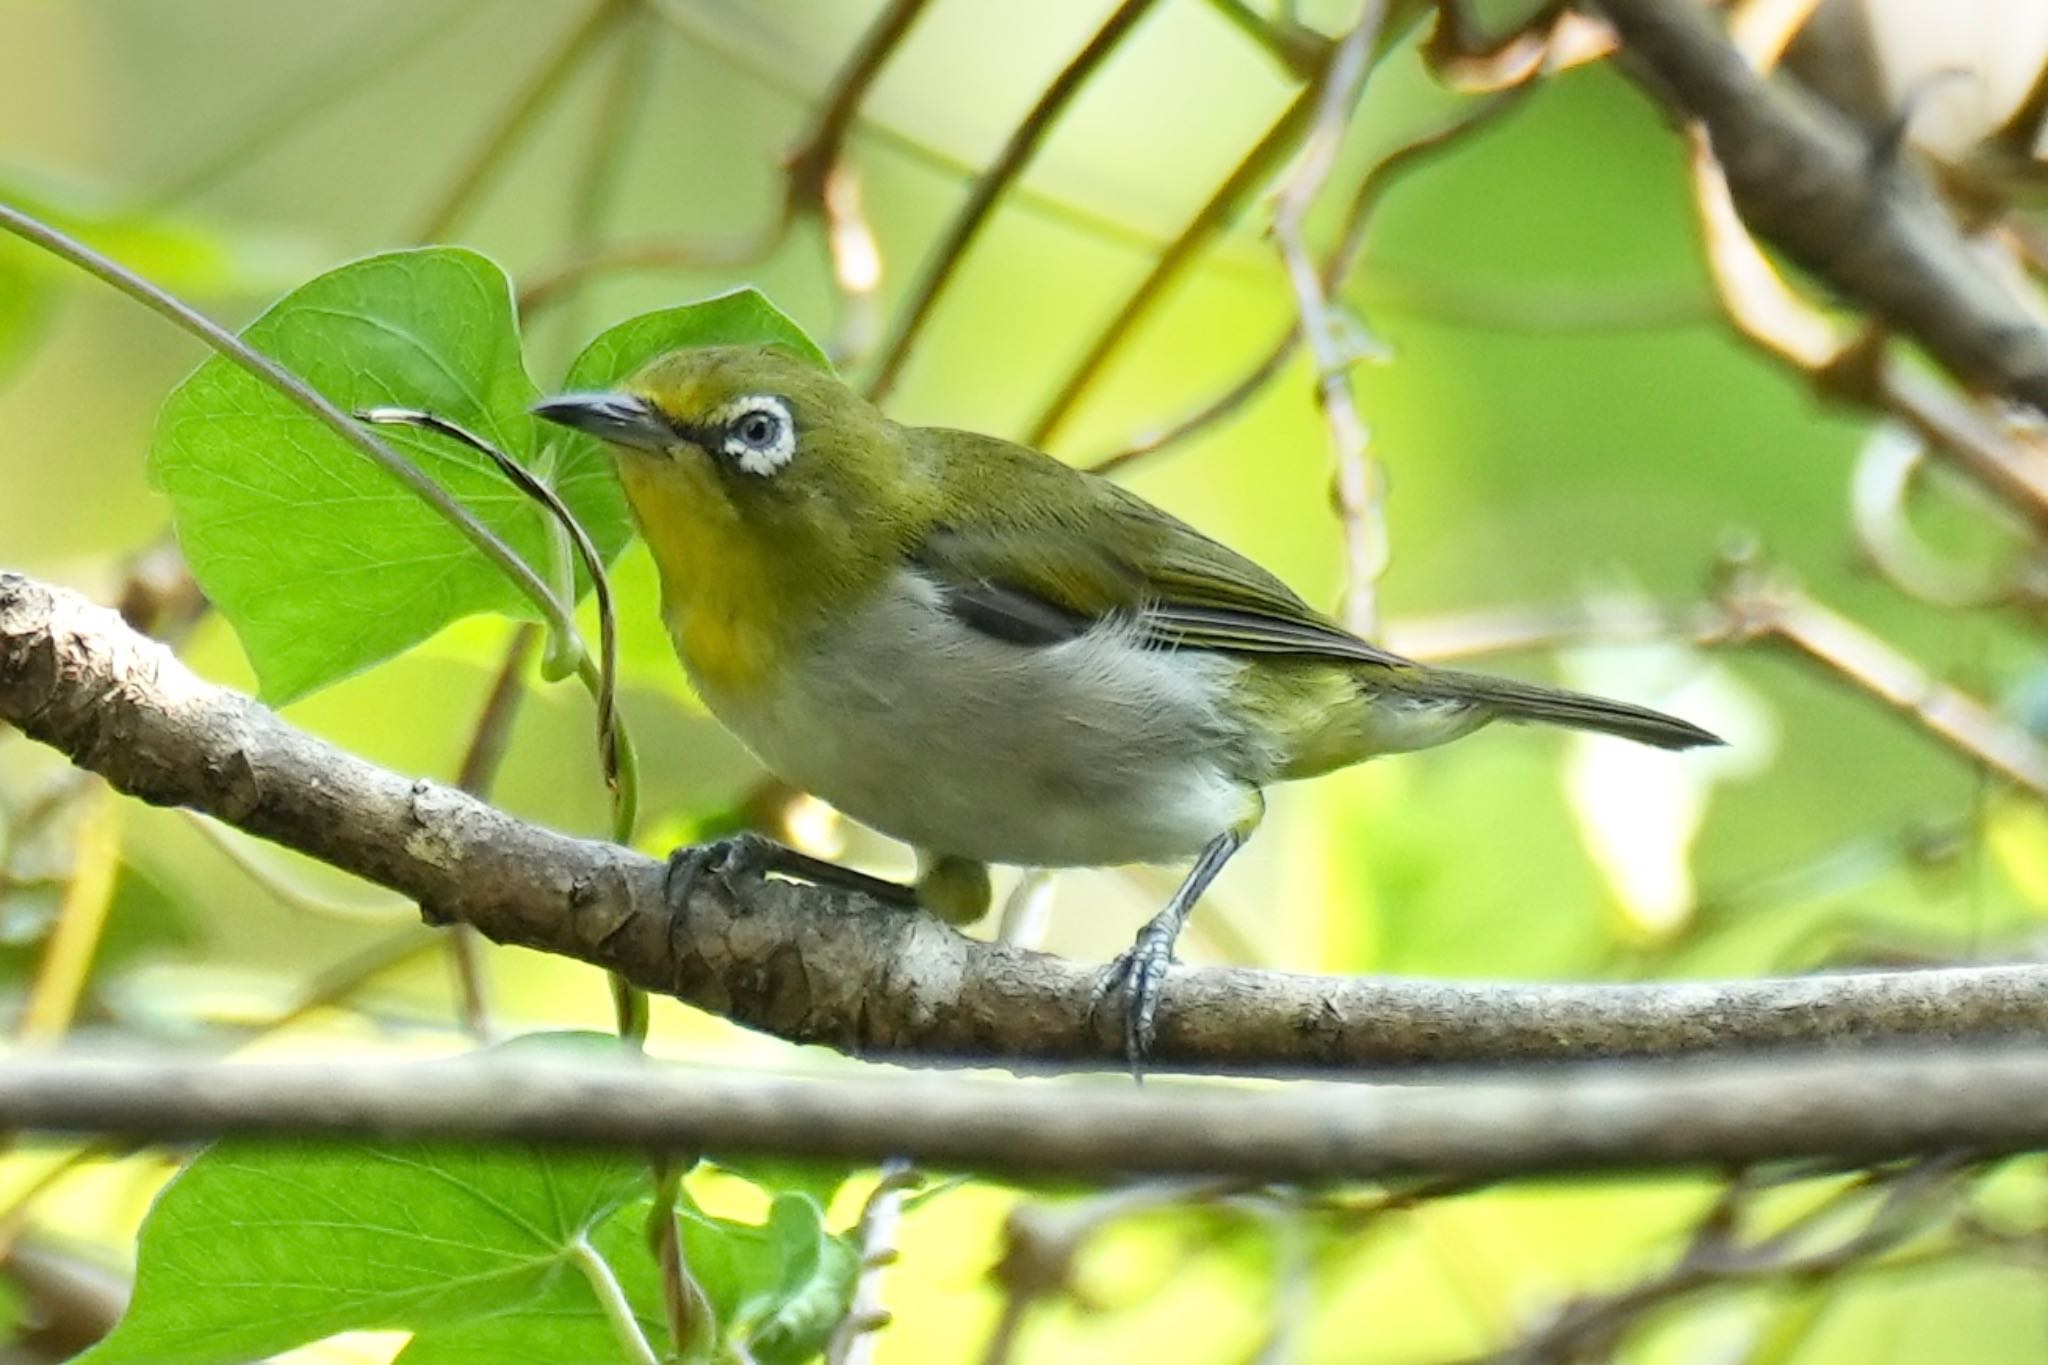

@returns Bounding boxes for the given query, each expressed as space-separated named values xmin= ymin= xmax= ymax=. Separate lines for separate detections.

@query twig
xmin=522 ymin=0 xmax=928 ymax=322
xmin=1085 ymin=84 xmax=1530 ymax=477
xmin=1595 ymin=0 xmax=2048 ymax=417
xmin=147 ymin=0 xmax=487 ymax=206
xmin=1270 ymin=0 xmax=1388 ymax=634
xmin=18 ymin=784 xmax=117 ymax=1041
xmin=782 ymin=0 xmax=935 ymax=211
xmin=19 ymin=568 xmax=2048 ymax=1072
xmin=0 ymin=1046 xmax=2036 ymax=1182
xmin=1028 ymin=77 xmax=1329 ymax=447
xmin=645 ymin=0 xmax=1197 ymax=269
xmin=982 ymin=1180 xmax=1241 ymax=1363
xmin=865 ymin=0 xmax=1162 ymax=401
xmin=1488 ymin=1156 xmax=1966 ymax=1362
xmin=1202 ymin=0 xmax=1334 ymax=78
xmin=454 ymin=624 xmax=540 ymax=798
xmin=825 ymin=1160 xmax=920 ymax=1365
xmin=1718 ymin=569 xmax=2048 ymax=798
xmin=1686 ymin=130 xmax=2048 ymax=535
xmin=413 ymin=0 xmax=631 ymax=241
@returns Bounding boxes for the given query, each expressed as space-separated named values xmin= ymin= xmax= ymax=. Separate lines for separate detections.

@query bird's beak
xmin=530 ymin=391 xmax=671 ymax=454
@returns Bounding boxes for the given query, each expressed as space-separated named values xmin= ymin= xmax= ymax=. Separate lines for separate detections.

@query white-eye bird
xmin=535 ymin=345 xmax=1721 ymax=1064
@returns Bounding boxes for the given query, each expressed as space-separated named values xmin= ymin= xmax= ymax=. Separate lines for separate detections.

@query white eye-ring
xmin=711 ymin=394 xmax=796 ymax=477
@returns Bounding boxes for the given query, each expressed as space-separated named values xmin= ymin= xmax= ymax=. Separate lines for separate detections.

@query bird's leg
xmin=1092 ymin=815 xmax=1255 ymax=1075
xmin=664 ymin=830 xmax=919 ymax=916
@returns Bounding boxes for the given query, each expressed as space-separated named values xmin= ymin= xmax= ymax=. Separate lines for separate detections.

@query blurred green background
xmin=2 ymin=1 xmax=2045 ymax=1360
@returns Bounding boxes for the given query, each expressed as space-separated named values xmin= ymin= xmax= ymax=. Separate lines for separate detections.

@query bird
xmin=533 ymin=344 xmax=1721 ymax=1067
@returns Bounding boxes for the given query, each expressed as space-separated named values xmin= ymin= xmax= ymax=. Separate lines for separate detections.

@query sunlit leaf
xmin=558 ymin=287 xmax=831 ymax=394
xmin=150 ymin=247 xmax=630 ymax=702
xmin=80 ymin=1033 xmax=647 ymax=1364
xmin=681 ymin=1190 xmax=859 ymax=1365
xmin=393 ymin=1207 xmax=663 ymax=1365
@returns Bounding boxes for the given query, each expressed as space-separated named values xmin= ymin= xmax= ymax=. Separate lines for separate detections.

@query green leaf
xmin=78 ymin=1136 xmax=645 ymax=1364
xmin=150 ymin=246 xmax=630 ymax=702
xmin=394 ymin=1207 xmax=664 ymax=1365
xmin=559 ymin=287 xmax=830 ymax=393
xmin=681 ymin=1191 xmax=859 ymax=1365
xmin=399 ymin=1186 xmax=858 ymax=1365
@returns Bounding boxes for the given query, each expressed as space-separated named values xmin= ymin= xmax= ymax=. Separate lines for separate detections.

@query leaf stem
xmin=568 ymin=1234 xmax=661 ymax=1365
xmin=351 ymin=409 xmax=640 ymax=847
xmin=0 ymin=199 xmax=582 ymax=655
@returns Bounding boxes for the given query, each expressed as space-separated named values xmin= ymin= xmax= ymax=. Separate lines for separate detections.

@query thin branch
xmin=1687 ymin=130 xmax=2048 ymax=536
xmin=1594 ymin=0 xmax=2048 ymax=417
xmin=1202 ymin=0 xmax=1334 ymax=78
xmin=354 ymin=408 xmax=627 ymax=810
xmin=1270 ymin=0 xmax=1388 ymax=634
xmin=15 ymin=570 xmax=2048 ymax=1073
xmin=1718 ymin=568 xmax=2048 ymax=798
xmin=1028 ymin=77 xmax=1329 ymax=448
xmin=825 ymin=1160 xmax=919 ymax=1365
xmin=1084 ymin=84 xmax=1530 ymax=476
xmin=18 ymin=785 xmax=117 ymax=1041
xmin=782 ymin=0 xmax=935 ymax=211
xmin=1487 ymin=1157 xmax=1965 ymax=1362
xmin=546 ymin=2 xmax=660 ymax=360
xmin=147 ymin=0 xmax=487 ymax=206
xmin=0 ymin=1047 xmax=2045 ymax=1179
xmin=645 ymin=0 xmax=1196 ymax=268
xmin=413 ymin=0 xmax=630 ymax=241
xmin=865 ymin=0 xmax=1162 ymax=401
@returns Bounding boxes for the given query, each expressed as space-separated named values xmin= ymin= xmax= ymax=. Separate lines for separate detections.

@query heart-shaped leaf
xmin=151 ymin=247 xmax=631 ymax=702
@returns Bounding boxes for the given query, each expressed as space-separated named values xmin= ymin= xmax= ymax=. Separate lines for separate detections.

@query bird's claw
xmin=1089 ymin=918 xmax=1179 ymax=1077
xmin=664 ymin=830 xmax=777 ymax=914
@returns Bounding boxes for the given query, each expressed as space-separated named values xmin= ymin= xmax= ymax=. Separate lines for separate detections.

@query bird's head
xmin=533 ymin=345 xmax=927 ymax=649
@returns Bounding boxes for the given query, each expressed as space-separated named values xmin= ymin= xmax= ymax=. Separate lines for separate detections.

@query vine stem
xmin=0 ymin=199 xmax=581 ymax=657
xmin=568 ymin=1235 xmax=661 ymax=1365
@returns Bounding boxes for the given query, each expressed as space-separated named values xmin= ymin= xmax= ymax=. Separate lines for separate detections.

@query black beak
xmin=531 ymin=391 xmax=671 ymax=453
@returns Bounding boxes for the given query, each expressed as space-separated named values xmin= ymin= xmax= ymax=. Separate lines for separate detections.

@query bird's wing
xmin=907 ymin=430 xmax=1414 ymax=669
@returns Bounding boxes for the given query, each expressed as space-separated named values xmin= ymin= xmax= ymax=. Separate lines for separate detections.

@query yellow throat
xmin=614 ymin=457 xmax=788 ymax=699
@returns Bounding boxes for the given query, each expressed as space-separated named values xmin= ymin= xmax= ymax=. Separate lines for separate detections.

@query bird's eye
xmin=714 ymin=395 xmax=796 ymax=477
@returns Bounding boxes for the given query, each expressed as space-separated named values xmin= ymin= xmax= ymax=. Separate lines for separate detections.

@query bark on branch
xmin=1594 ymin=0 xmax=2048 ymax=417
xmin=5 ymin=569 xmax=2048 ymax=1073
xmin=4 ymin=1045 xmax=2048 ymax=1179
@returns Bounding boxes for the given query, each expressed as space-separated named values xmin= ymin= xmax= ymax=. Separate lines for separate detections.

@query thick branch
xmin=1595 ymin=0 xmax=2048 ymax=416
xmin=5 ymin=1047 xmax=2048 ymax=1178
xmin=7 ymin=570 xmax=2048 ymax=1073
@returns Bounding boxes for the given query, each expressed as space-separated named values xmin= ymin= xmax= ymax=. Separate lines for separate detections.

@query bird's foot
xmin=664 ymin=831 xmax=918 ymax=916
xmin=664 ymin=831 xmax=775 ymax=915
xmin=1089 ymin=911 xmax=1181 ymax=1078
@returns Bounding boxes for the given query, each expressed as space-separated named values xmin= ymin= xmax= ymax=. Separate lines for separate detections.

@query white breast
xmin=694 ymin=570 xmax=1258 ymax=868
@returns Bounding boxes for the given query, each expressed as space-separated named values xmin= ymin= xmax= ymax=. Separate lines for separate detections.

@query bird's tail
xmin=1423 ymin=667 xmax=1723 ymax=751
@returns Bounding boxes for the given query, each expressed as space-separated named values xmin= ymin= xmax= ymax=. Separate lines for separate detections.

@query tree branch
xmin=8 ymin=569 xmax=2048 ymax=1073
xmin=2 ymin=1045 xmax=2048 ymax=1178
xmin=1593 ymin=0 xmax=2048 ymax=417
